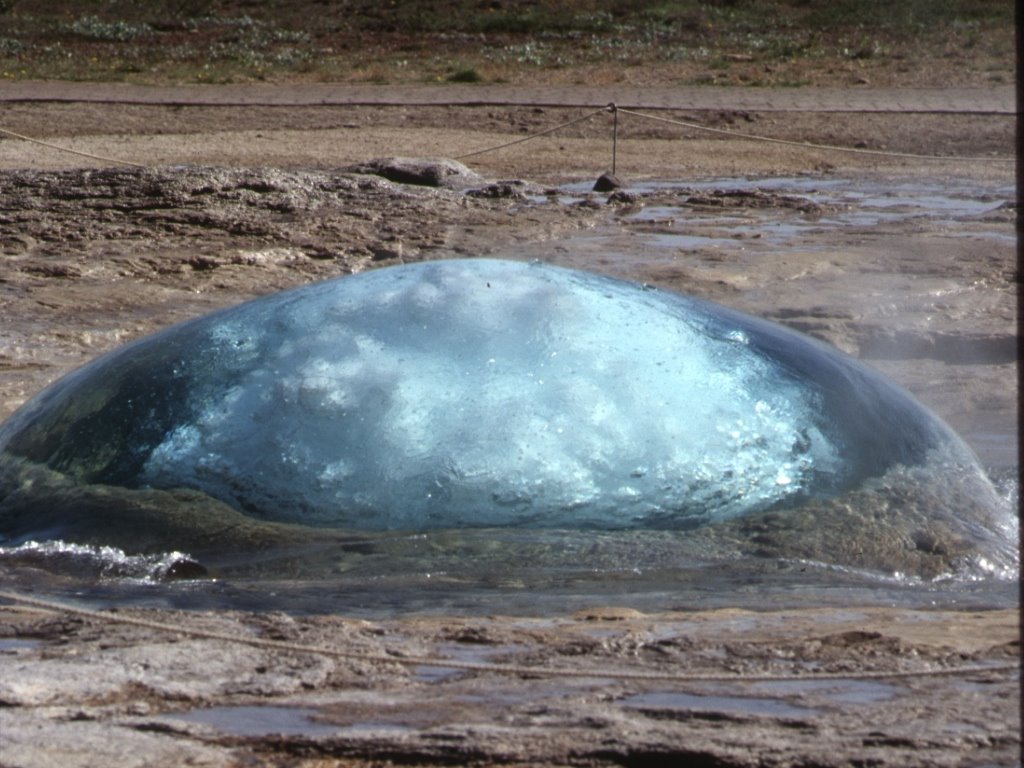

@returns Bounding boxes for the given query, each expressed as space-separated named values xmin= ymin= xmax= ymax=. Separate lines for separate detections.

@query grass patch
xmin=0 ymin=1 xmax=1012 ymax=85
xmin=802 ymin=0 xmax=1012 ymax=30
xmin=446 ymin=67 xmax=483 ymax=83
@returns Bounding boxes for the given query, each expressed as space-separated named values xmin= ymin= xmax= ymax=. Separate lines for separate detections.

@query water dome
xmin=0 ymin=259 xmax=1014 ymax=583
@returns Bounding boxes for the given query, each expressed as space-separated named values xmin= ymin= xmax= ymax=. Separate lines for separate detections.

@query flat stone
xmin=344 ymin=157 xmax=484 ymax=189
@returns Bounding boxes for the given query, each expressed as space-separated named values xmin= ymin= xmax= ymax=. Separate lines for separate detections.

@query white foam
xmin=0 ymin=540 xmax=199 ymax=582
xmin=141 ymin=260 xmax=840 ymax=529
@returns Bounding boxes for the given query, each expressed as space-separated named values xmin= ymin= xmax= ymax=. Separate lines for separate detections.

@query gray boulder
xmin=344 ymin=157 xmax=484 ymax=189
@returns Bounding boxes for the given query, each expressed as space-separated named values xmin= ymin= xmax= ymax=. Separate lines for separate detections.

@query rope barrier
xmin=0 ymin=590 xmax=1016 ymax=684
xmin=453 ymin=107 xmax=606 ymax=160
xmin=0 ymin=95 xmax=1011 ymax=116
xmin=0 ymin=126 xmax=147 ymax=168
xmin=0 ymin=101 xmax=1010 ymax=168
xmin=613 ymin=106 xmax=1010 ymax=163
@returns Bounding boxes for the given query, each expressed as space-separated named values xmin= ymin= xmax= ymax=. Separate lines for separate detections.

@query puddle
xmin=645 ymin=232 xmax=741 ymax=250
xmin=853 ymin=193 xmax=1001 ymax=217
xmin=746 ymin=678 xmax=903 ymax=705
xmin=0 ymin=638 xmax=42 ymax=652
xmin=163 ymin=705 xmax=340 ymax=737
xmin=940 ymin=231 xmax=1016 ymax=245
xmin=618 ymin=676 xmax=904 ymax=720
xmin=625 ymin=206 xmax=686 ymax=223
xmin=949 ymin=669 xmax=1020 ymax=694
xmin=580 ymin=176 xmax=1015 ymax=246
xmin=333 ymin=722 xmax=416 ymax=735
xmin=161 ymin=704 xmax=421 ymax=738
xmin=414 ymin=665 xmax=464 ymax=682
xmin=619 ymin=690 xmax=818 ymax=719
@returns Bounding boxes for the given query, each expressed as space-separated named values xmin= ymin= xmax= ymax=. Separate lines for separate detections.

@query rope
xmin=454 ymin=107 xmax=606 ymax=160
xmin=0 ymin=88 xmax=1012 ymax=116
xmin=2 ymin=102 xmax=1009 ymax=168
xmin=0 ymin=590 xmax=1016 ymax=684
xmin=0 ymin=126 xmax=147 ymax=168
xmin=614 ymin=107 xmax=1010 ymax=163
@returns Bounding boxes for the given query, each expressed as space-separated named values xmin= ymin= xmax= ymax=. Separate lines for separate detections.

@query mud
xmin=0 ymin=86 xmax=1018 ymax=766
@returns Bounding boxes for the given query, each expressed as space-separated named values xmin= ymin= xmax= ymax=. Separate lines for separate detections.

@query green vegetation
xmin=0 ymin=1 xmax=1012 ymax=84
xmin=446 ymin=67 xmax=483 ymax=83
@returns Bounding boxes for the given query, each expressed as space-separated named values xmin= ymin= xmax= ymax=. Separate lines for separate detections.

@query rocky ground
xmin=0 ymin=84 xmax=1018 ymax=766
xmin=1 ymin=600 xmax=1019 ymax=768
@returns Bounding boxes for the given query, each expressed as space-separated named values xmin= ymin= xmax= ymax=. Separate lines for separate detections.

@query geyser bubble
xmin=0 ymin=258 xmax=1016 ymax=582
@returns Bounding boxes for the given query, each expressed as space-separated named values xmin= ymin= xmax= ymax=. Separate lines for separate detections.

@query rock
xmin=343 ymin=157 xmax=484 ymax=189
xmin=572 ymin=606 xmax=646 ymax=621
xmin=0 ymin=710 xmax=232 ymax=768
xmin=466 ymin=179 xmax=544 ymax=199
xmin=593 ymin=172 xmax=624 ymax=192
xmin=0 ymin=604 xmax=1018 ymax=768
xmin=607 ymin=189 xmax=640 ymax=204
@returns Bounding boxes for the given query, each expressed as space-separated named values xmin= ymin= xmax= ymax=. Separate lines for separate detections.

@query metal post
xmin=608 ymin=102 xmax=618 ymax=176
